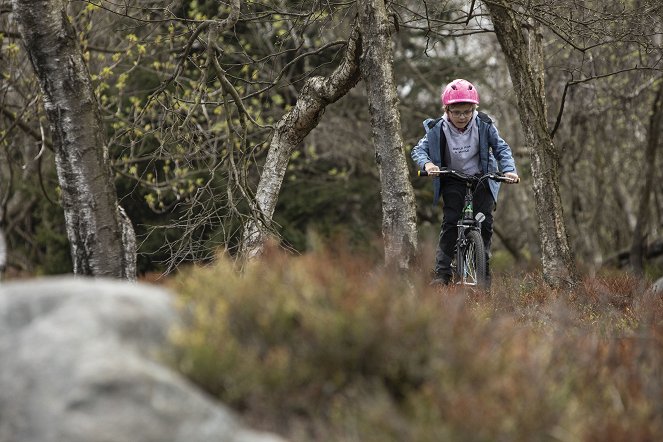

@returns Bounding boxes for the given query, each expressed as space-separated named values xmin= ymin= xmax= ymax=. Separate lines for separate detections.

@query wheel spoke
xmin=455 ymin=230 xmax=486 ymax=288
xmin=465 ymin=242 xmax=477 ymax=285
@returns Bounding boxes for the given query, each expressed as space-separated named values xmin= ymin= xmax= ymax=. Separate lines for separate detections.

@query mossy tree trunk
xmin=13 ymin=0 xmax=136 ymax=279
xmin=358 ymin=0 xmax=418 ymax=271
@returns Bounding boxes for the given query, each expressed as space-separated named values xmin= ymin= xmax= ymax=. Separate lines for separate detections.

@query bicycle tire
xmin=457 ymin=229 xmax=487 ymax=288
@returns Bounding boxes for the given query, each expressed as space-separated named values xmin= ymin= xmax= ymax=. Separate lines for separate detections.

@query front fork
xmin=454 ymin=202 xmax=484 ymax=279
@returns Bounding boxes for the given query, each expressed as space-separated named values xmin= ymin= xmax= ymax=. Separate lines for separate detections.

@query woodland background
xmin=0 ymin=0 xmax=662 ymax=281
xmin=2 ymin=2 xmax=663 ymax=440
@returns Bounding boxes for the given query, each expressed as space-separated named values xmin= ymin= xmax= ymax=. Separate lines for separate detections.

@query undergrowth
xmin=171 ymin=247 xmax=663 ymax=441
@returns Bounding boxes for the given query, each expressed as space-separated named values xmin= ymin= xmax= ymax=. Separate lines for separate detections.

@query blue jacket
xmin=411 ymin=112 xmax=517 ymax=205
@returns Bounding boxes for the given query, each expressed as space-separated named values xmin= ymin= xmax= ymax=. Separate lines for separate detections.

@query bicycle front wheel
xmin=457 ymin=229 xmax=487 ymax=288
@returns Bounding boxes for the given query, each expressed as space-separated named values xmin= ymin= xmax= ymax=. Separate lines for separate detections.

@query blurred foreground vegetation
xmin=171 ymin=245 xmax=663 ymax=441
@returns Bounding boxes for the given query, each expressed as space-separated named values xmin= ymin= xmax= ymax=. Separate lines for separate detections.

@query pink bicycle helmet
xmin=441 ymin=79 xmax=480 ymax=105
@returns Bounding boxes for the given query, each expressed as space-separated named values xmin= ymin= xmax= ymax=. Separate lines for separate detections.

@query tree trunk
xmin=358 ymin=0 xmax=418 ymax=271
xmin=13 ymin=0 xmax=136 ymax=279
xmin=0 ymin=224 xmax=6 ymax=279
xmin=486 ymin=2 xmax=577 ymax=288
xmin=0 ymin=137 xmax=41 ymax=277
xmin=630 ymin=80 xmax=663 ymax=274
xmin=241 ymin=25 xmax=362 ymax=259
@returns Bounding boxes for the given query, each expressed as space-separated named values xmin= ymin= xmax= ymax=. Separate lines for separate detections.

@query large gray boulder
xmin=0 ymin=277 xmax=285 ymax=442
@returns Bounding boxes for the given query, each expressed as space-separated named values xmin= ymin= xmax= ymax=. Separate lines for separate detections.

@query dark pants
xmin=435 ymin=179 xmax=495 ymax=278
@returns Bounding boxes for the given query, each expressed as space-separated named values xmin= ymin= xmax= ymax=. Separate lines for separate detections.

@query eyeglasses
xmin=448 ymin=109 xmax=474 ymax=118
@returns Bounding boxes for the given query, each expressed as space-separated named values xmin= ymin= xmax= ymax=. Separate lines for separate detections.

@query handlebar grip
xmin=418 ymin=170 xmax=428 ymax=177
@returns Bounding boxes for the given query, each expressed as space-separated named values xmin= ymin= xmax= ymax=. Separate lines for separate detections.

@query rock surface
xmin=0 ymin=277 xmax=285 ymax=442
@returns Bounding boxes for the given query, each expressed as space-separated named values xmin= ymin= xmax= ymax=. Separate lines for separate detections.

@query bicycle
xmin=418 ymin=168 xmax=517 ymax=288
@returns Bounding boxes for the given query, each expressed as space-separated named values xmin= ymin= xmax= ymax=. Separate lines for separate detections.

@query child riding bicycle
xmin=411 ymin=79 xmax=519 ymax=286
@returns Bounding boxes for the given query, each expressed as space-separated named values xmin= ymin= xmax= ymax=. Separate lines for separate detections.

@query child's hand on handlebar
xmin=504 ymin=172 xmax=520 ymax=183
xmin=424 ymin=162 xmax=440 ymax=173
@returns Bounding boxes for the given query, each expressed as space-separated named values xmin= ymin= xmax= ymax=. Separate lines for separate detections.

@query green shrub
xmin=171 ymin=248 xmax=663 ymax=441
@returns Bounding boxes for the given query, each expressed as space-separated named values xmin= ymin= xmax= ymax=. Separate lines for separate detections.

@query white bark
xmin=241 ymin=26 xmax=362 ymax=259
xmin=13 ymin=0 xmax=136 ymax=279
xmin=358 ymin=0 xmax=418 ymax=271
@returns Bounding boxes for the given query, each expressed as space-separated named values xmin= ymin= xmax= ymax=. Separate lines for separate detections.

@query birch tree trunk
xmin=358 ymin=0 xmax=418 ymax=271
xmin=13 ymin=0 xmax=136 ymax=279
xmin=241 ymin=26 xmax=362 ymax=259
xmin=630 ymin=80 xmax=663 ymax=274
xmin=486 ymin=2 xmax=577 ymax=288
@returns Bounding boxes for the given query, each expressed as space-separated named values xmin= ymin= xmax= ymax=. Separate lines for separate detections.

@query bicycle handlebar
xmin=418 ymin=168 xmax=518 ymax=184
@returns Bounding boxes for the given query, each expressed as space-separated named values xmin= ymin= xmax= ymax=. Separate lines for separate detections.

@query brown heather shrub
xmin=170 ymin=247 xmax=663 ymax=441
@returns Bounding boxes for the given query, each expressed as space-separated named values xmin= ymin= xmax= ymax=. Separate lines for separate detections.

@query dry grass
xmin=170 ymin=246 xmax=663 ymax=441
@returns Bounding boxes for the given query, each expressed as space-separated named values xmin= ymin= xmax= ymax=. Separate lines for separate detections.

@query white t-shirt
xmin=441 ymin=111 xmax=480 ymax=175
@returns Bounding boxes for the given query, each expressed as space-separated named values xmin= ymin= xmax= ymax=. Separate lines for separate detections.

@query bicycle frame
xmin=454 ymin=179 xmax=484 ymax=286
xmin=418 ymin=168 xmax=514 ymax=287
